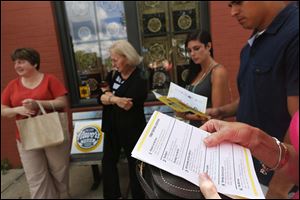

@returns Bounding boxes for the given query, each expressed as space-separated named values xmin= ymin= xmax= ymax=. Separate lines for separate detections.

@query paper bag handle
xmin=34 ymin=101 xmax=56 ymax=116
xmin=36 ymin=101 xmax=47 ymax=114
xmin=49 ymin=101 xmax=56 ymax=112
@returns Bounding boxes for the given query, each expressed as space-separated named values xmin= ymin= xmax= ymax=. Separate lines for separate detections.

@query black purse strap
xmin=136 ymin=162 xmax=158 ymax=199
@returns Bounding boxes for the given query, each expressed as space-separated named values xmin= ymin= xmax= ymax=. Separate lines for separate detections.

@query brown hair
xmin=11 ymin=48 xmax=40 ymax=70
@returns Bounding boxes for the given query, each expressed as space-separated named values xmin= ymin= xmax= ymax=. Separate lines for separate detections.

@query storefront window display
xmin=54 ymin=1 xmax=209 ymax=107
xmin=65 ymin=1 xmax=127 ymax=100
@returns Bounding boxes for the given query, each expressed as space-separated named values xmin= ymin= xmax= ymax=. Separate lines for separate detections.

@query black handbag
xmin=136 ymin=161 xmax=231 ymax=199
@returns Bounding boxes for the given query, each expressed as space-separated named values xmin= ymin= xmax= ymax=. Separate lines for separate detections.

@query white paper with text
xmin=167 ymin=82 xmax=207 ymax=113
xmin=132 ymin=111 xmax=264 ymax=199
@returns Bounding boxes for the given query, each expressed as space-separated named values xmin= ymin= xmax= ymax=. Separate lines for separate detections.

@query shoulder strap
xmin=209 ymin=63 xmax=220 ymax=73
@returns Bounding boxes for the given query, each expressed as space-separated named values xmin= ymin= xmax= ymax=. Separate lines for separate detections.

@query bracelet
xmin=278 ymin=142 xmax=289 ymax=169
xmin=260 ymin=137 xmax=289 ymax=175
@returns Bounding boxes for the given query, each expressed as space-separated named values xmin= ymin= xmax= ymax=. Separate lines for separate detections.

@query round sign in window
xmin=75 ymin=125 xmax=103 ymax=152
xmin=107 ymin=22 xmax=120 ymax=37
xmin=78 ymin=26 xmax=92 ymax=41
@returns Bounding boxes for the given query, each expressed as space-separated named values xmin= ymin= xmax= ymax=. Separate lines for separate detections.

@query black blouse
xmin=100 ymin=68 xmax=148 ymax=141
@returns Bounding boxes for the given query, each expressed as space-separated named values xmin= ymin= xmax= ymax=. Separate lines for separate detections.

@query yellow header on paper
xmin=158 ymin=96 xmax=209 ymax=120
xmin=137 ymin=111 xmax=159 ymax=152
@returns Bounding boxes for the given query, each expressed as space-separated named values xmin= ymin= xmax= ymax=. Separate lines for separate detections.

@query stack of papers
xmin=153 ymin=82 xmax=209 ymax=119
xmin=132 ymin=111 xmax=265 ymax=199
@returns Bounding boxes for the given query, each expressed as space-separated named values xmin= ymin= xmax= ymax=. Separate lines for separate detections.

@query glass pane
xmin=64 ymin=1 xmax=127 ymax=99
xmin=137 ymin=1 xmax=200 ymax=90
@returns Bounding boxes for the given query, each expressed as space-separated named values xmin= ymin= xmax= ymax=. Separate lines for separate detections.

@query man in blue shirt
xmin=207 ymin=1 xmax=299 ymax=198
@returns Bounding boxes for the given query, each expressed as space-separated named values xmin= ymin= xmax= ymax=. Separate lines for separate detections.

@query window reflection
xmin=64 ymin=1 xmax=127 ymax=99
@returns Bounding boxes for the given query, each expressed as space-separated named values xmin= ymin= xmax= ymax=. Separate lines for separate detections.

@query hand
xmin=194 ymin=114 xmax=210 ymax=124
xmin=115 ymin=97 xmax=133 ymax=111
xmin=199 ymin=173 xmax=221 ymax=199
xmin=205 ymin=107 xmax=222 ymax=119
xmin=175 ymin=111 xmax=186 ymax=119
xmin=200 ymin=119 xmax=255 ymax=149
xmin=22 ymin=99 xmax=38 ymax=110
xmin=101 ymin=86 xmax=110 ymax=93
xmin=15 ymin=106 xmax=36 ymax=117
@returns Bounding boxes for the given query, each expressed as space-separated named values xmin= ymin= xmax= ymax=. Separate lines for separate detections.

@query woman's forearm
xmin=37 ymin=96 xmax=67 ymax=110
xmin=1 ymin=105 xmax=18 ymax=118
xmin=250 ymin=128 xmax=298 ymax=183
xmin=101 ymin=93 xmax=115 ymax=105
xmin=250 ymin=128 xmax=281 ymax=169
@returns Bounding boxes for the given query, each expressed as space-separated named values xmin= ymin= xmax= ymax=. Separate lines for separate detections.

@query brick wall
xmin=210 ymin=1 xmax=251 ymax=101
xmin=1 ymin=2 xmax=66 ymax=168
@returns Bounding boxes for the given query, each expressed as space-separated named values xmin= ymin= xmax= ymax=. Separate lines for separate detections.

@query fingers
xmin=206 ymin=108 xmax=222 ymax=119
xmin=22 ymin=99 xmax=31 ymax=106
xmin=117 ymin=97 xmax=133 ymax=110
xmin=175 ymin=111 xmax=186 ymax=118
xmin=25 ymin=110 xmax=36 ymax=116
xmin=22 ymin=99 xmax=37 ymax=110
xmin=200 ymin=119 xmax=220 ymax=132
xmin=17 ymin=106 xmax=36 ymax=117
xmin=124 ymin=101 xmax=133 ymax=110
xmin=199 ymin=173 xmax=221 ymax=199
xmin=200 ymin=119 xmax=232 ymax=147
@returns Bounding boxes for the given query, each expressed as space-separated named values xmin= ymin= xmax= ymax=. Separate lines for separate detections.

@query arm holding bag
xmin=16 ymin=101 xmax=68 ymax=150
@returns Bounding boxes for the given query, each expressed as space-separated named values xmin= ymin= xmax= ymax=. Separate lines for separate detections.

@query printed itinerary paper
xmin=131 ymin=111 xmax=265 ymax=199
xmin=153 ymin=82 xmax=209 ymax=119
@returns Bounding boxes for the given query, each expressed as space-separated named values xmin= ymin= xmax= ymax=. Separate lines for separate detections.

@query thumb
xmin=203 ymin=128 xmax=231 ymax=147
xmin=199 ymin=173 xmax=221 ymax=199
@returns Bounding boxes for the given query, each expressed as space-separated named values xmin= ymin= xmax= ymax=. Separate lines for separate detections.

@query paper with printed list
xmin=131 ymin=111 xmax=265 ymax=199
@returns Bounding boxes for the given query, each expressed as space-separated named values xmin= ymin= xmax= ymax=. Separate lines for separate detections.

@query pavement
xmin=1 ymin=161 xmax=131 ymax=199
xmin=1 ymin=159 xmax=271 ymax=199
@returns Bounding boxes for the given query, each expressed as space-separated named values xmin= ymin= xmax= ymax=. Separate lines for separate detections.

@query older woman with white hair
xmin=100 ymin=40 xmax=148 ymax=199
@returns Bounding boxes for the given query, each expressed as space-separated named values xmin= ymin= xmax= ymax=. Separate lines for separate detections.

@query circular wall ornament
xmin=106 ymin=22 xmax=120 ymax=37
xmin=149 ymin=43 xmax=165 ymax=61
xmin=99 ymin=1 xmax=119 ymax=12
xmin=153 ymin=71 xmax=167 ymax=86
xmin=147 ymin=17 xmax=162 ymax=33
xmin=71 ymin=2 xmax=89 ymax=17
xmin=78 ymin=26 xmax=92 ymax=41
xmin=178 ymin=14 xmax=192 ymax=30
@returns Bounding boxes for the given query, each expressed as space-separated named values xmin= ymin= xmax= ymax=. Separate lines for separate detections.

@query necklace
xmin=193 ymin=62 xmax=215 ymax=85
xmin=21 ymin=73 xmax=44 ymax=89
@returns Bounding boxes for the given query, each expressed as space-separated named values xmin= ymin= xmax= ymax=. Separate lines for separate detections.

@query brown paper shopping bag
xmin=16 ymin=101 xmax=68 ymax=150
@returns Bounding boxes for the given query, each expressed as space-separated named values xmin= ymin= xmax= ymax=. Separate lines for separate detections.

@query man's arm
xmin=206 ymin=98 xmax=239 ymax=119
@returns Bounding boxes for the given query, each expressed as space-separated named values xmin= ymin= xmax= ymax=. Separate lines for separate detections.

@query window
xmin=54 ymin=1 xmax=128 ymax=107
xmin=137 ymin=2 xmax=203 ymax=91
xmin=53 ymin=2 xmax=209 ymax=108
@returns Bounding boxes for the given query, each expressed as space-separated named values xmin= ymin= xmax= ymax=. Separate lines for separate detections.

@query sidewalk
xmin=1 ymin=162 xmax=131 ymax=199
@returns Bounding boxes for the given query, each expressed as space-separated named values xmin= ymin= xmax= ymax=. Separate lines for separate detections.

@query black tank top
xmin=185 ymin=64 xmax=220 ymax=127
